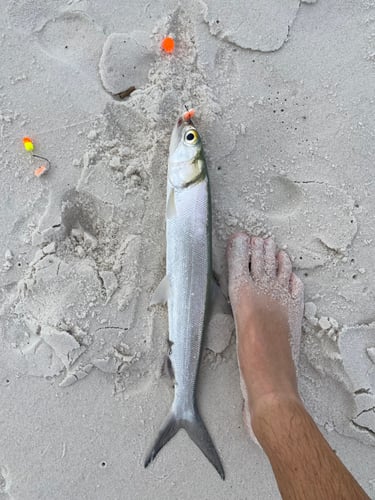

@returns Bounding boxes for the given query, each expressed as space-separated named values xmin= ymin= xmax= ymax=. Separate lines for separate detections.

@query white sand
xmin=1 ymin=0 xmax=375 ymax=498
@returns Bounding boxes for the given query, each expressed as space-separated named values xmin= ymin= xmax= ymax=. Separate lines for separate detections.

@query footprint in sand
xmin=200 ymin=0 xmax=313 ymax=52
xmin=265 ymin=176 xmax=357 ymax=269
xmin=36 ymin=11 xmax=105 ymax=79
xmin=7 ymin=0 xmax=57 ymax=33
xmin=301 ymin=305 xmax=375 ymax=445
xmin=338 ymin=325 xmax=375 ymax=439
xmin=265 ymin=175 xmax=303 ymax=216
xmin=99 ymin=31 xmax=155 ymax=98
xmin=2 ymin=188 xmax=152 ymax=390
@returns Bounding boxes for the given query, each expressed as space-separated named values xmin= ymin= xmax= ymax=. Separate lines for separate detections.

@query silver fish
xmin=144 ymin=113 xmax=225 ymax=479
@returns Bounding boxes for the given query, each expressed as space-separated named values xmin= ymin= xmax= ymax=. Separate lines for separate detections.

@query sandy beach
xmin=0 ymin=0 xmax=374 ymax=498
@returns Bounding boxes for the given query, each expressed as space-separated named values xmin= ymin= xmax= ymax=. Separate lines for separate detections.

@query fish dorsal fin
xmin=166 ymin=188 xmax=176 ymax=219
xmin=150 ymin=275 xmax=169 ymax=305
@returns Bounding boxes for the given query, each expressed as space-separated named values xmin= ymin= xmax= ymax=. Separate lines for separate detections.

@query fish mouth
xmin=169 ymin=114 xmax=185 ymax=155
xmin=169 ymin=113 xmax=198 ymax=156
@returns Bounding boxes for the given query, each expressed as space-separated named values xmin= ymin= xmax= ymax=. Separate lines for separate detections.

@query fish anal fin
xmin=167 ymin=188 xmax=176 ymax=219
xmin=151 ymin=275 xmax=169 ymax=306
xmin=161 ymin=355 xmax=175 ymax=386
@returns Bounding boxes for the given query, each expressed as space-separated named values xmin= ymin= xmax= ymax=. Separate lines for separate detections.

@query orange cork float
xmin=161 ymin=37 xmax=175 ymax=53
xmin=183 ymin=108 xmax=195 ymax=122
xmin=32 ymin=154 xmax=50 ymax=177
xmin=23 ymin=136 xmax=34 ymax=151
xmin=34 ymin=165 xmax=48 ymax=177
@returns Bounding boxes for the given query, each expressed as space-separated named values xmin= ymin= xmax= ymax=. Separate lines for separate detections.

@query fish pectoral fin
xmin=166 ymin=188 xmax=176 ymax=219
xmin=209 ymin=277 xmax=232 ymax=316
xmin=150 ymin=275 xmax=169 ymax=305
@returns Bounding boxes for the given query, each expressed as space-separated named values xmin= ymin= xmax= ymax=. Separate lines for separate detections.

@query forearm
xmin=252 ymin=396 xmax=369 ymax=500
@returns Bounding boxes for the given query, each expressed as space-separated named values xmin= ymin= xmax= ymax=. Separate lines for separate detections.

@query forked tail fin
xmin=144 ymin=407 xmax=225 ymax=479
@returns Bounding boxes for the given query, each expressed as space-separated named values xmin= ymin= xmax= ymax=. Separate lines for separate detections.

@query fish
xmin=144 ymin=113 xmax=225 ymax=479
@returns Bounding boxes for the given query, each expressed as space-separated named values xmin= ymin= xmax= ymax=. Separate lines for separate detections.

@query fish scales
xmin=168 ymin=180 xmax=209 ymax=407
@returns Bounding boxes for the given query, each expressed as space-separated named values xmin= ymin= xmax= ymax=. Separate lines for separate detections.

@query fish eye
xmin=184 ymin=129 xmax=199 ymax=145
